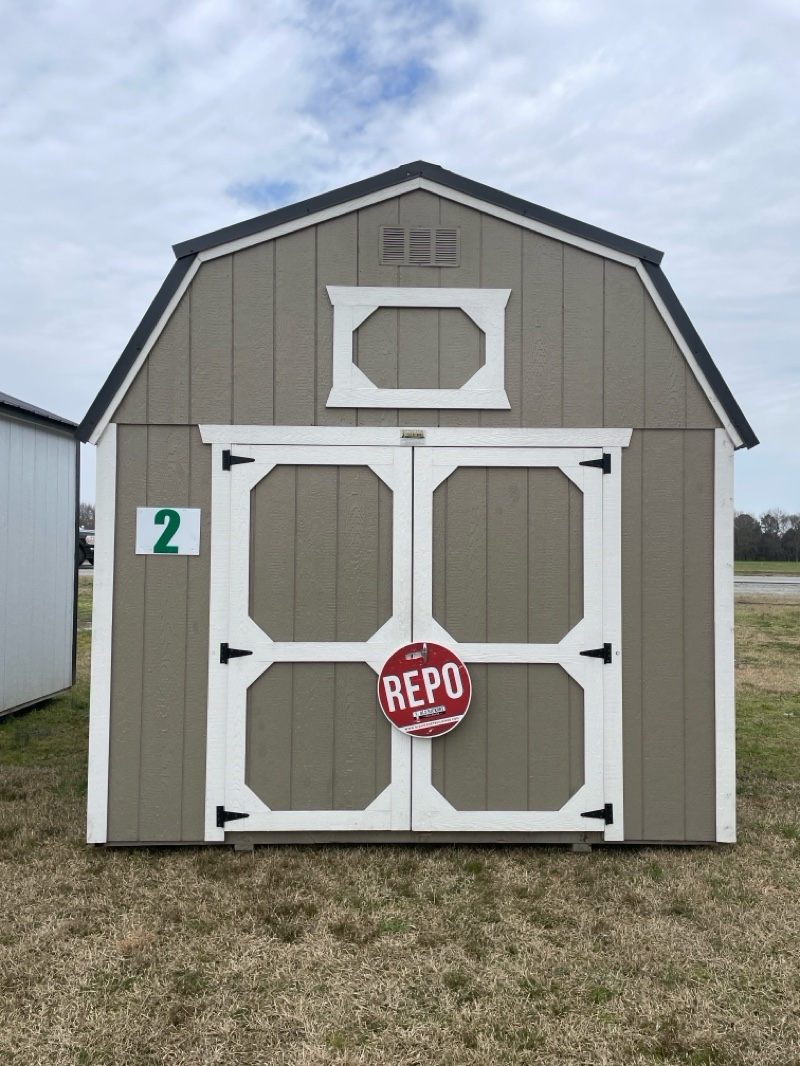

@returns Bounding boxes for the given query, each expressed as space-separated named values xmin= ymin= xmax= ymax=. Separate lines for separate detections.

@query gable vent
xmin=381 ymin=226 xmax=406 ymax=264
xmin=380 ymin=226 xmax=460 ymax=267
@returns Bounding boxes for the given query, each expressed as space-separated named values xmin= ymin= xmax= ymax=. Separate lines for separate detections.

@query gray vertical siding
xmin=622 ymin=429 xmax=716 ymax=841
xmin=107 ymin=425 xmax=209 ymax=842
xmin=0 ymin=417 xmax=76 ymax=715
xmin=246 ymin=663 xmax=391 ymax=811
xmin=107 ymin=190 xmax=724 ymax=842
xmin=431 ymin=467 xmax=583 ymax=644
xmin=246 ymin=463 xmax=393 ymax=811
xmin=430 ymin=465 xmax=585 ymax=812
xmin=355 ymin=307 xmax=483 ymax=390
xmin=250 ymin=464 xmax=392 ymax=642
xmin=431 ymin=664 xmax=584 ymax=812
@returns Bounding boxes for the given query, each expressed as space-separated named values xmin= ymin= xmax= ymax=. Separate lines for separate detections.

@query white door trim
xmin=200 ymin=426 xmax=633 ymax=449
xmin=205 ymin=444 xmax=413 ymax=837
xmin=601 ymin=447 xmax=624 ymax=841
xmin=203 ymin=428 xmax=630 ymax=841
xmin=410 ymin=445 xmax=618 ymax=835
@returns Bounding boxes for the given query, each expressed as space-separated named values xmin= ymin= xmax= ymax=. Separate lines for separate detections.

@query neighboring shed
xmin=1 ymin=391 xmax=78 ymax=716
xmin=78 ymin=161 xmax=757 ymax=847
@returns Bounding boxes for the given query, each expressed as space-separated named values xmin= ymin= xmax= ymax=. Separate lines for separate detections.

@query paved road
xmin=735 ymin=574 xmax=800 ymax=597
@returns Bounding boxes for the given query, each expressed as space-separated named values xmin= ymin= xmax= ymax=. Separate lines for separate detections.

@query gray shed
xmin=77 ymin=161 xmax=757 ymax=847
xmin=1 ymin=391 xmax=78 ymax=716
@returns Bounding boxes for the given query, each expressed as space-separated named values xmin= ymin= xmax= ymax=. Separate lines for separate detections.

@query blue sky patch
xmin=227 ymin=179 xmax=300 ymax=210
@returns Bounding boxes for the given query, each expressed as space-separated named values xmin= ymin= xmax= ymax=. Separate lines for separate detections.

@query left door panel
xmin=206 ymin=445 xmax=412 ymax=838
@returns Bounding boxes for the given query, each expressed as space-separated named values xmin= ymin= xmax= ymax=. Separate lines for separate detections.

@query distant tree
xmin=734 ymin=512 xmax=762 ymax=560
xmin=783 ymin=514 xmax=800 ymax=562
xmin=734 ymin=509 xmax=799 ymax=561
xmin=79 ymin=502 xmax=95 ymax=528
xmin=760 ymin=509 xmax=791 ymax=561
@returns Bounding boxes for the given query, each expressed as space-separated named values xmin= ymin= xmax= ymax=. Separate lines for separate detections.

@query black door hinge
xmin=220 ymin=642 xmax=253 ymax=664
xmin=222 ymin=449 xmax=256 ymax=471
xmin=216 ymin=805 xmax=250 ymax=828
xmin=579 ymin=453 xmax=611 ymax=474
xmin=580 ymin=643 xmax=612 ymax=664
xmin=580 ymin=803 xmax=614 ymax=825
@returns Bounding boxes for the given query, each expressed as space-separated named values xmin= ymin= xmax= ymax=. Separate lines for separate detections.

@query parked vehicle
xmin=78 ymin=529 xmax=94 ymax=567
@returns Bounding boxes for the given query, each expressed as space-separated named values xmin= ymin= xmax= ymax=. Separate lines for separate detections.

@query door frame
xmin=201 ymin=425 xmax=631 ymax=842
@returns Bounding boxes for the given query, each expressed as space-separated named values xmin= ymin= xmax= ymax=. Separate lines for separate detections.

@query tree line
xmin=735 ymin=509 xmax=800 ymax=561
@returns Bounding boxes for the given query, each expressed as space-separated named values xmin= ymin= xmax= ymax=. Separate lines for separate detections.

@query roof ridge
xmin=171 ymin=160 xmax=664 ymax=264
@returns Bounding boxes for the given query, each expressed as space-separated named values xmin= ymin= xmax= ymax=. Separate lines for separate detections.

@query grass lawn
xmin=735 ymin=559 xmax=800 ymax=575
xmin=1 ymin=579 xmax=799 ymax=1065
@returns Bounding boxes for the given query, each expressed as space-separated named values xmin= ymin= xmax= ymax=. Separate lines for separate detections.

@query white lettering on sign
xmin=378 ymin=642 xmax=472 ymax=738
xmin=442 ymin=661 xmax=464 ymax=699
xmin=403 ymin=669 xmax=425 ymax=708
xmin=382 ymin=675 xmax=405 ymax=712
xmin=421 ymin=666 xmax=441 ymax=704
xmin=382 ymin=665 xmax=463 ymax=712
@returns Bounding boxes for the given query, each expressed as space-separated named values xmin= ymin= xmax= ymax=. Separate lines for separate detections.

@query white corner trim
xmin=714 ymin=429 xmax=736 ymax=842
xmin=86 ymin=423 xmax=117 ymax=843
xmin=635 ymin=264 xmax=743 ymax=449
xmin=326 ymin=286 xmax=511 ymax=410
xmin=199 ymin=426 xmax=634 ymax=448
xmin=87 ymin=258 xmax=202 ymax=445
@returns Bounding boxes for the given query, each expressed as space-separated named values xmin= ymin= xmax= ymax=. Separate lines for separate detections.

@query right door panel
xmin=412 ymin=447 xmax=608 ymax=832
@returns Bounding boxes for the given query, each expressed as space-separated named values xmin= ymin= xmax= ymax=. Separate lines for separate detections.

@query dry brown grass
xmin=1 ymin=595 xmax=799 ymax=1065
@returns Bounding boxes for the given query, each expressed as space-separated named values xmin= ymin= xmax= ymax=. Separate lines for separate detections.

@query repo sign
xmin=378 ymin=642 xmax=472 ymax=738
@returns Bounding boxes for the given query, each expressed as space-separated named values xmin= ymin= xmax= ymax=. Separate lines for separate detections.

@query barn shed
xmin=77 ymin=161 xmax=757 ymax=847
xmin=1 ymin=391 xmax=78 ymax=716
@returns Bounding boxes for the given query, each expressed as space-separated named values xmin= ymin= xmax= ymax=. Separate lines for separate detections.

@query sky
xmin=1 ymin=0 xmax=798 ymax=512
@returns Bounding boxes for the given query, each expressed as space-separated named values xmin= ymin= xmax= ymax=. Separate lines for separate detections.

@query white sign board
xmin=135 ymin=507 xmax=201 ymax=555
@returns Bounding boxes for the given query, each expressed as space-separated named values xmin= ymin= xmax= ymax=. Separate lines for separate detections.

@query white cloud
xmin=0 ymin=0 xmax=797 ymax=509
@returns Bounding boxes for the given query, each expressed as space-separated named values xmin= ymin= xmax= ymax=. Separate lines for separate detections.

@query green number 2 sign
xmin=135 ymin=507 xmax=201 ymax=556
xmin=153 ymin=508 xmax=181 ymax=553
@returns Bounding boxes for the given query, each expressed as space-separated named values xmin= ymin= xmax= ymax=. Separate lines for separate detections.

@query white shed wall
xmin=0 ymin=414 xmax=77 ymax=714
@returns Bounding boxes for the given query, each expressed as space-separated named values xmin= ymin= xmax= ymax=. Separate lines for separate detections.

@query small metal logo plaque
xmin=378 ymin=642 xmax=472 ymax=738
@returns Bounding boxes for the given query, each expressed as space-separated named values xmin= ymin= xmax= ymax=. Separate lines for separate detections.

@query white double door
xmin=206 ymin=438 xmax=622 ymax=840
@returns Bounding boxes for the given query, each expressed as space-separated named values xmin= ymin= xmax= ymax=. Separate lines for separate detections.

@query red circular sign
xmin=378 ymin=642 xmax=472 ymax=738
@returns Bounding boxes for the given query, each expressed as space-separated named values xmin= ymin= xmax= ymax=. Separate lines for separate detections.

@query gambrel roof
xmin=77 ymin=160 xmax=758 ymax=448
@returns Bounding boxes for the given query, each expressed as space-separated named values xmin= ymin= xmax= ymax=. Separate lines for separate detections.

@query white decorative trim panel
xmin=326 ymin=286 xmax=511 ymax=410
